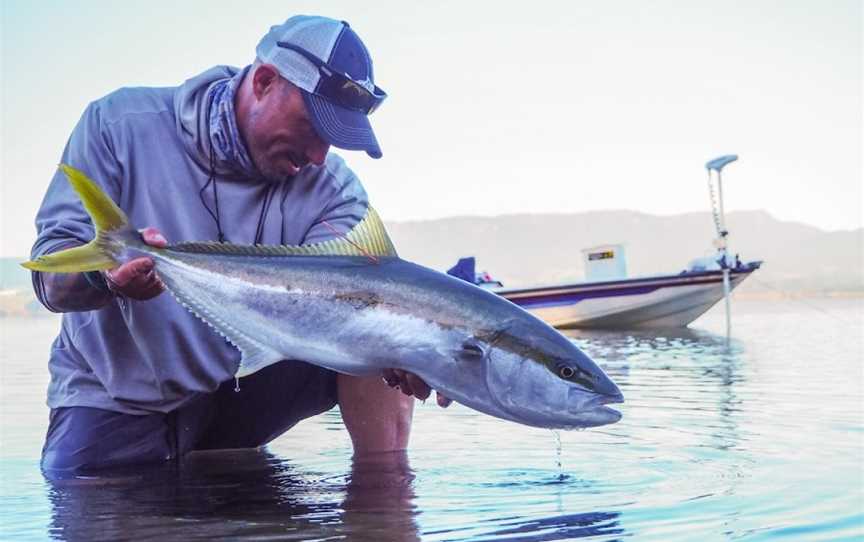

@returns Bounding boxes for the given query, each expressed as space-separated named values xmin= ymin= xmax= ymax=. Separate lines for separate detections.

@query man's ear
xmin=251 ymin=64 xmax=281 ymax=100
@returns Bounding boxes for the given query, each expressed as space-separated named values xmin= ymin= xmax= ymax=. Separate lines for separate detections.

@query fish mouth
xmin=593 ymin=392 xmax=624 ymax=424
xmin=598 ymin=391 xmax=624 ymax=406
xmin=565 ymin=389 xmax=624 ymax=428
xmin=598 ymin=392 xmax=624 ymax=418
xmin=594 ymin=391 xmax=624 ymax=411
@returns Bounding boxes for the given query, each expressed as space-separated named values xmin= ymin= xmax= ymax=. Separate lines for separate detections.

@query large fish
xmin=24 ymin=165 xmax=624 ymax=429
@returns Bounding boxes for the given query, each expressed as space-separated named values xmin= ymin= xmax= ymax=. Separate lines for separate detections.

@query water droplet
xmin=551 ymin=430 xmax=565 ymax=481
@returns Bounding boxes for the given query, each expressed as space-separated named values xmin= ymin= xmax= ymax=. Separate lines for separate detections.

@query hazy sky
xmin=1 ymin=0 xmax=861 ymax=257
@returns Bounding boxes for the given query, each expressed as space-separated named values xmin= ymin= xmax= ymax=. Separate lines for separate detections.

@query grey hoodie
xmin=32 ymin=66 xmax=368 ymax=414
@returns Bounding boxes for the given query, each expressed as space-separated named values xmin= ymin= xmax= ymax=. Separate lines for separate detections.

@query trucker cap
xmin=256 ymin=15 xmax=384 ymax=159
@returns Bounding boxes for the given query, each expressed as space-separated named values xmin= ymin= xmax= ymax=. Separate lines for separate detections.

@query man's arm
xmin=32 ymin=100 xmax=120 ymax=312
xmin=38 ymin=266 xmax=164 ymax=313
xmin=35 ymin=230 xmax=168 ymax=312
xmin=36 ymin=265 xmax=114 ymax=313
xmin=31 ymin=100 xmax=168 ymax=312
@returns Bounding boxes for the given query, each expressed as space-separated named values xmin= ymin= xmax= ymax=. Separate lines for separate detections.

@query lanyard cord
xmin=279 ymin=183 xmax=291 ymax=245
xmin=199 ymin=90 xmax=226 ymax=243
xmin=199 ymin=135 xmax=227 ymax=243
xmin=254 ymin=183 xmax=276 ymax=245
xmin=199 ymin=88 xmax=275 ymax=245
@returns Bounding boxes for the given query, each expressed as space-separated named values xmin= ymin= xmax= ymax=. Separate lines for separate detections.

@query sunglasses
xmin=276 ymin=41 xmax=387 ymax=115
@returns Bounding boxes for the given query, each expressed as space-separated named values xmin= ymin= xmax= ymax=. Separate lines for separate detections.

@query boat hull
xmin=496 ymin=264 xmax=760 ymax=329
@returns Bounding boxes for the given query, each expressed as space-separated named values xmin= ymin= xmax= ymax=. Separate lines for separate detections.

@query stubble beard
xmin=251 ymin=151 xmax=290 ymax=184
xmin=243 ymin=107 xmax=295 ymax=184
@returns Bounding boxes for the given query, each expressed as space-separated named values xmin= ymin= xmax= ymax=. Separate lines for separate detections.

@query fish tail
xmin=21 ymin=164 xmax=133 ymax=273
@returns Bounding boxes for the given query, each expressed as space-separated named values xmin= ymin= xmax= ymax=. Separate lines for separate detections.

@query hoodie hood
xmin=174 ymin=65 xmax=257 ymax=179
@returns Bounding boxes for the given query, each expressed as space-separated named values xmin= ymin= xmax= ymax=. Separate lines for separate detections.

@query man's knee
xmin=41 ymin=407 xmax=173 ymax=479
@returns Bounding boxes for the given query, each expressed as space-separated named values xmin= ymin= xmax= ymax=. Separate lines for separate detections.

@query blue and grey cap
xmin=257 ymin=15 xmax=384 ymax=159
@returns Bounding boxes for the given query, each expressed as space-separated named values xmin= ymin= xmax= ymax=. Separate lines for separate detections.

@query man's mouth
xmin=283 ymin=154 xmax=309 ymax=176
xmin=288 ymin=153 xmax=308 ymax=169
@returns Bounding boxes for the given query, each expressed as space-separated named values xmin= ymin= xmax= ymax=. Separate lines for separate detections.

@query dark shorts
xmin=41 ymin=360 xmax=338 ymax=479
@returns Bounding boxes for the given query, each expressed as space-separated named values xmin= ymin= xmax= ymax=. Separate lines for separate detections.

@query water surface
xmin=1 ymin=298 xmax=862 ymax=540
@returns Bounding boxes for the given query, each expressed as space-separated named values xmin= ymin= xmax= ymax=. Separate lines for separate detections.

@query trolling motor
xmin=705 ymin=154 xmax=738 ymax=339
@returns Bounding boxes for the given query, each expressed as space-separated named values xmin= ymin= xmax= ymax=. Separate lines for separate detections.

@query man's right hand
xmin=381 ymin=368 xmax=453 ymax=408
xmin=103 ymin=227 xmax=167 ymax=300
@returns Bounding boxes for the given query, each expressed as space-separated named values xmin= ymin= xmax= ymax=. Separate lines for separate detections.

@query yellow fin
xmin=59 ymin=164 xmax=128 ymax=233
xmin=343 ymin=207 xmax=398 ymax=258
xmin=171 ymin=206 xmax=398 ymax=258
xmin=21 ymin=164 xmax=127 ymax=273
xmin=21 ymin=243 xmax=117 ymax=272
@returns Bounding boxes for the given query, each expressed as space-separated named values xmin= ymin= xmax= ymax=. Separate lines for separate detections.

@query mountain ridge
xmin=390 ymin=209 xmax=863 ymax=235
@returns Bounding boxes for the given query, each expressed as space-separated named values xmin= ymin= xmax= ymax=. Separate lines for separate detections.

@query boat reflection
xmin=565 ymin=325 xmax=750 ymax=486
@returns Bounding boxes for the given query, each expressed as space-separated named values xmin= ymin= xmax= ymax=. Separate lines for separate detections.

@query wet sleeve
xmin=30 ymin=101 xmax=124 ymax=310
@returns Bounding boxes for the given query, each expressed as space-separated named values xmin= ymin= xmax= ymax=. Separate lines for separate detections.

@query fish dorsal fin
xmin=342 ymin=206 xmax=398 ymax=258
xmin=170 ymin=206 xmax=398 ymax=259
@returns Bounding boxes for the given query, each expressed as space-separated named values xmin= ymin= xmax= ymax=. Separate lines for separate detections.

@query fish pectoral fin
xmin=234 ymin=339 xmax=285 ymax=378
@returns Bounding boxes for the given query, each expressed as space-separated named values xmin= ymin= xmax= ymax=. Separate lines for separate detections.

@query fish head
xmin=474 ymin=317 xmax=624 ymax=429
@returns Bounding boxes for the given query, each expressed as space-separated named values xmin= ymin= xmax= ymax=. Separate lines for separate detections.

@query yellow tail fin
xmin=21 ymin=165 xmax=129 ymax=273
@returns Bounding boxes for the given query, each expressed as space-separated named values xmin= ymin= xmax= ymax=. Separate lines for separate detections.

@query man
xmin=31 ymin=15 xmax=446 ymax=479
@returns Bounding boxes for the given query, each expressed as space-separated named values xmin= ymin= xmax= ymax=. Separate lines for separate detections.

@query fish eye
xmin=558 ymin=365 xmax=575 ymax=379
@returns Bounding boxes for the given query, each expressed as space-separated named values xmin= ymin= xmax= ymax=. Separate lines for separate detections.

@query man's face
xmin=242 ymin=71 xmax=330 ymax=183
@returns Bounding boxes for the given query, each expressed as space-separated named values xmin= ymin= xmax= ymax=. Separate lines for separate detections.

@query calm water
xmin=1 ymin=298 xmax=862 ymax=541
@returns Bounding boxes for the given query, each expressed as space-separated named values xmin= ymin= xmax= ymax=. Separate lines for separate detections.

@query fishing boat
xmin=493 ymin=258 xmax=760 ymax=329
xmin=448 ymin=253 xmax=761 ymax=329
xmin=448 ymin=155 xmax=761 ymax=330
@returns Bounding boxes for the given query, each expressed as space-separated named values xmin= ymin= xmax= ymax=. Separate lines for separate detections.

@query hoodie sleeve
xmin=30 ymin=100 xmax=125 ymax=311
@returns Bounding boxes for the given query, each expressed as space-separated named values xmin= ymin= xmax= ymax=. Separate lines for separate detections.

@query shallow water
xmin=1 ymin=298 xmax=862 ymax=541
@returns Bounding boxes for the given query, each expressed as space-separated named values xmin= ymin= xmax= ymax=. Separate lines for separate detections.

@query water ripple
xmin=1 ymin=299 xmax=863 ymax=540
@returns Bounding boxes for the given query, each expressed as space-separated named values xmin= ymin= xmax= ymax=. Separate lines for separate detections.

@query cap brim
xmin=302 ymin=92 xmax=382 ymax=159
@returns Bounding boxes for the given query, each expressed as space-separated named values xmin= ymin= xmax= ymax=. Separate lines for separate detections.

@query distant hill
xmin=1 ymin=209 xmax=861 ymax=316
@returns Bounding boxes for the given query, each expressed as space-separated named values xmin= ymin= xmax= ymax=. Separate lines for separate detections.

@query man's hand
xmin=381 ymin=369 xmax=453 ymax=408
xmin=104 ymin=227 xmax=167 ymax=300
